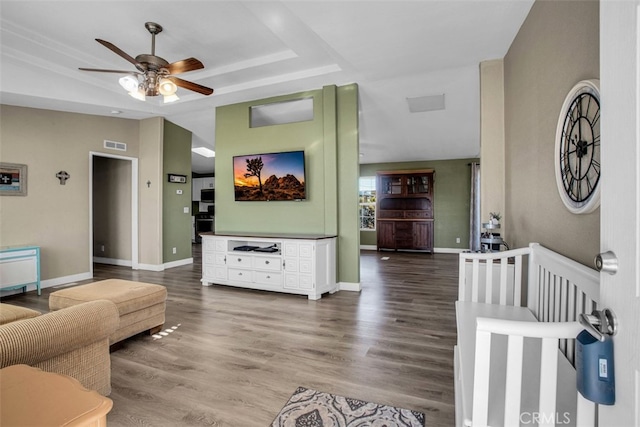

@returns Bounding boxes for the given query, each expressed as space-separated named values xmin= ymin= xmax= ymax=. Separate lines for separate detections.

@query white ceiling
xmin=0 ymin=1 xmax=534 ymax=174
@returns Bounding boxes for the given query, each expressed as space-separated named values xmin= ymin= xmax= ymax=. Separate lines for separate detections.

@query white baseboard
xmin=164 ymin=258 xmax=193 ymax=269
xmin=137 ymin=263 xmax=164 ymax=272
xmin=434 ymin=247 xmax=467 ymax=254
xmin=338 ymin=281 xmax=361 ymax=292
xmin=93 ymin=257 xmax=132 ymax=267
xmin=361 ymin=246 xmax=466 ymax=254
xmin=0 ymin=272 xmax=93 ymax=296
xmin=43 ymin=272 xmax=93 ymax=288
xmin=138 ymin=257 xmax=193 ymax=272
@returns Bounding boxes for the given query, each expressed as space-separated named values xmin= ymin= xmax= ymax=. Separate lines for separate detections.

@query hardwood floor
xmin=2 ymin=247 xmax=459 ymax=426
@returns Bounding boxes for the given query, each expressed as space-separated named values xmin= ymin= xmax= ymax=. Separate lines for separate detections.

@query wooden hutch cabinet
xmin=376 ymin=170 xmax=434 ymax=252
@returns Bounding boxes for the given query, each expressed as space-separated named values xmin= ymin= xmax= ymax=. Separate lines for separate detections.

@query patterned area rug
xmin=271 ymin=386 xmax=425 ymax=427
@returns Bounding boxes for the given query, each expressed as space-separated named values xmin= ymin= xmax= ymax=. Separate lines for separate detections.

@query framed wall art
xmin=0 ymin=163 xmax=28 ymax=196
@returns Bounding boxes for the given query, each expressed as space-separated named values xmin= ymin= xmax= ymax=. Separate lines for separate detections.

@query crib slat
xmin=503 ymin=335 xmax=524 ymax=426
xmin=559 ymin=279 xmax=568 ymax=356
xmin=539 ymin=337 xmax=559 ymax=427
xmin=514 ymin=255 xmax=522 ymax=306
xmin=560 ymin=279 xmax=568 ymax=322
xmin=499 ymin=258 xmax=508 ymax=305
xmin=485 ymin=258 xmax=494 ymax=304
xmin=568 ymin=284 xmax=576 ymax=320
xmin=576 ymin=392 xmax=596 ymax=426
xmin=472 ymin=259 xmax=480 ymax=302
xmin=554 ymin=275 xmax=562 ymax=322
xmin=543 ymin=269 xmax=550 ymax=321
xmin=472 ymin=329 xmax=492 ymax=427
xmin=459 ymin=256 xmax=467 ymax=301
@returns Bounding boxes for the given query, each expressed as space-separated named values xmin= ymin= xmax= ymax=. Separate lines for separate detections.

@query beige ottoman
xmin=49 ymin=279 xmax=167 ymax=344
xmin=0 ymin=304 xmax=41 ymax=325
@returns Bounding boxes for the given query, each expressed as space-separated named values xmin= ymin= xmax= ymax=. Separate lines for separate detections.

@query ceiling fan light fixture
xmin=128 ymin=89 xmax=146 ymax=101
xmin=158 ymin=78 xmax=177 ymax=96
xmin=163 ymin=94 xmax=180 ymax=103
xmin=118 ymin=75 xmax=139 ymax=92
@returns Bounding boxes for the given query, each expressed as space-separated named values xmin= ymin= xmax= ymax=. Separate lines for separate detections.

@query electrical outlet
xmin=172 ymin=247 xmax=177 ymax=254
xmin=176 ymin=189 xmax=183 ymax=195
xmin=101 ymin=245 xmax=105 ymax=252
xmin=456 ymin=237 xmax=461 ymax=244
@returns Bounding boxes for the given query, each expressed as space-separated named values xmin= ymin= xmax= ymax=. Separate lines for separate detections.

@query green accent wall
xmin=336 ymin=84 xmax=360 ymax=284
xmin=360 ymin=159 xmax=477 ymax=250
xmin=162 ymin=120 xmax=193 ymax=262
xmin=215 ymin=84 xmax=360 ymax=285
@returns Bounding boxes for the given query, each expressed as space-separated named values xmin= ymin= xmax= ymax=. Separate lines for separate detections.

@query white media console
xmin=200 ymin=232 xmax=337 ymax=300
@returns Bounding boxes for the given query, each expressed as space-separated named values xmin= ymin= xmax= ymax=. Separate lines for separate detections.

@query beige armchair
xmin=0 ymin=299 xmax=119 ymax=395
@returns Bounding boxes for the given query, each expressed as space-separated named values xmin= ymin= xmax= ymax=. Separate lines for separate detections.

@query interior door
xmin=599 ymin=2 xmax=640 ymax=425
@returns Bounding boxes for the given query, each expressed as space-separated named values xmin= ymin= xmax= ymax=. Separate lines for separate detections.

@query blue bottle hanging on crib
xmin=575 ymin=329 xmax=615 ymax=405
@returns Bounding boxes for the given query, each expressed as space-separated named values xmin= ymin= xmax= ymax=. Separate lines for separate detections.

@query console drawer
xmin=253 ymin=256 xmax=281 ymax=271
xmin=228 ymin=255 xmax=251 ymax=268
xmin=228 ymin=268 xmax=252 ymax=283
xmin=254 ymin=271 xmax=282 ymax=286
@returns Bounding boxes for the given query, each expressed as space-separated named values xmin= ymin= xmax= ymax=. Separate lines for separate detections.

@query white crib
xmin=455 ymin=243 xmax=600 ymax=427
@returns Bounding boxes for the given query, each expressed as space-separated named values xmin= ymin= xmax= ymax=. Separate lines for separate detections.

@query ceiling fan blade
xmin=166 ymin=58 xmax=204 ymax=75
xmin=79 ymin=67 xmax=140 ymax=74
xmin=168 ymin=76 xmax=214 ymax=96
xmin=96 ymin=39 xmax=145 ymax=72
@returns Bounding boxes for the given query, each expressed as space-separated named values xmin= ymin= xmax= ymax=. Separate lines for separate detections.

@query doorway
xmin=89 ymin=152 xmax=138 ymax=274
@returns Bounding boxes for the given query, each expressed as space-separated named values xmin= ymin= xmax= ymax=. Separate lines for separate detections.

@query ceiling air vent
xmin=104 ymin=140 xmax=127 ymax=151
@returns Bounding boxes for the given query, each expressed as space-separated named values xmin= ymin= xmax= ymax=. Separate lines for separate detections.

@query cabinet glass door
xmin=407 ymin=175 xmax=430 ymax=194
xmin=379 ymin=176 xmax=403 ymax=195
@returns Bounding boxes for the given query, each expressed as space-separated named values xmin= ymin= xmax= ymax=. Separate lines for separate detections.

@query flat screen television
xmin=233 ymin=150 xmax=306 ymax=201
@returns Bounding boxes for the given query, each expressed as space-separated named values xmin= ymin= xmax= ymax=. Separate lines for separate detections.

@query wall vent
xmin=104 ymin=140 xmax=127 ymax=151
xmin=407 ymin=94 xmax=445 ymax=113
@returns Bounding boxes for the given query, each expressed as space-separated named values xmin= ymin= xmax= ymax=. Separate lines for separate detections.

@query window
xmin=359 ymin=176 xmax=376 ymax=230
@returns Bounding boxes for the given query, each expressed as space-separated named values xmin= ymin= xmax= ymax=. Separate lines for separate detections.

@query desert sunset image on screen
xmin=233 ymin=151 xmax=306 ymax=201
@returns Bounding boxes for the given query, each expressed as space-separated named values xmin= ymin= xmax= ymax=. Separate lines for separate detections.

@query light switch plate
xmin=183 ymin=207 xmax=189 ymax=213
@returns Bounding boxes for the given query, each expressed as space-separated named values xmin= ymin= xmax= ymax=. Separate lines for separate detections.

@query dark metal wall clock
xmin=554 ymin=79 xmax=601 ymax=214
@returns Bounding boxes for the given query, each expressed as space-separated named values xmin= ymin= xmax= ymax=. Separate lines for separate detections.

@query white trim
xmin=338 ymin=281 xmax=361 ymax=292
xmin=359 ymin=245 xmax=377 ymax=251
xmin=164 ymin=258 xmax=194 ymax=269
xmin=435 ymin=247 xmax=468 ymax=254
xmin=92 ymin=257 xmax=133 ymax=267
xmin=138 ymin=257 xmax=194 ymax=272
xmin=43 ymin=272 xmax=92 ymax=288
xmin=138 ymin=263 xmax=164 ymax=272
xmin=1 ymin=272 xmax=92 ymax=295
xmin=362 ymin=246 xmax=466 ymax=253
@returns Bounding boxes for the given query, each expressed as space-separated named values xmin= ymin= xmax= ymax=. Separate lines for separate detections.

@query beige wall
xmin=480 ymin=59 xmax=506 ymax=235
xmin=0 ymin=105 xmax=140 ymax=281
xmin=503 ymin=0 xmax=599 ymax=266
xmin=138 ymin=117 xmax=164 ymax=267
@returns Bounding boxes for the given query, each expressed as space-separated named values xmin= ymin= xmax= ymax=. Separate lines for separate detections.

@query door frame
xmin=89 ymin=151 xmax=139 ymax=273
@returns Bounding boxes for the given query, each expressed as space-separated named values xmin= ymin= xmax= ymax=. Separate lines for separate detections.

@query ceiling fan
xmin=79 ymin=22 xmax=214 ymax=102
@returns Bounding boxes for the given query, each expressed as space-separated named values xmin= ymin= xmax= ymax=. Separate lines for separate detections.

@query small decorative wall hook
xmin=147 ymin=180 xmax=151 ymax=188
xmin=56 ymin=171 xmax=70 ymax=185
